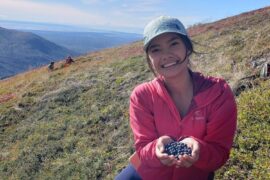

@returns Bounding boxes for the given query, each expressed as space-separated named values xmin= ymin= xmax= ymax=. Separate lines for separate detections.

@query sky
xmin=0 ymin=0 xmax=270 ymax=33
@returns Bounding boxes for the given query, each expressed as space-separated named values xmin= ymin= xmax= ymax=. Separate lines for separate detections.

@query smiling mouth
xmin=161 ymin=60 xmax=181 ymax=68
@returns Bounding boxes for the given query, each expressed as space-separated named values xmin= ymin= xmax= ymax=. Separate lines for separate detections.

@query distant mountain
xmin=0 ymin=27 xmax=78 ymax=79
xmin=0 ymin=20 xmax=92 ymax=32
xmin=27 ymin=30 xmax=142 ymax=54
xmin=0 ymin=19 xmax=142 ymax=33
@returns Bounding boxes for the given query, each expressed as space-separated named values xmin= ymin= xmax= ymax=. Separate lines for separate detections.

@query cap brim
xmin=144 ymin=31 xmax=188 ymax=51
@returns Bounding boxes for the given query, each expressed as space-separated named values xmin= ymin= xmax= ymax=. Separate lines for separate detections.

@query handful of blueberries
xmin=164 ymin=141 xmax=192 ymax=159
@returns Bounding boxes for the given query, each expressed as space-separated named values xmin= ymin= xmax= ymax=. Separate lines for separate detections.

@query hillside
xmin=189 ymin=6 xmax=270 ymax=90
xmin=0 ymin=27 xmax=78 ymax=79
xmin=0 ymin=6 xmax=270 ymax=180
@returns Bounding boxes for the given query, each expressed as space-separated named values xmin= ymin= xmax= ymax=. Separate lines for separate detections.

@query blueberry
xmin=164 ymin=141 xmax=192 ymax=159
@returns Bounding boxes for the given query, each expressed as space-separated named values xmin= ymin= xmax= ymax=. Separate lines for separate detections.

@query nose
xmin=161 ymin=48 xmax=174 ymax=61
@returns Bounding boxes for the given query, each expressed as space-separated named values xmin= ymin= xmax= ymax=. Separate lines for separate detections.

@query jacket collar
xmin=153 ymin=70 xmax=223 ymax=109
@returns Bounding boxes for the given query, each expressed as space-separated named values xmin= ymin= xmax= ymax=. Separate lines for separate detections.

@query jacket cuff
xmin=138 ymin=139 xmax=164 ymax=168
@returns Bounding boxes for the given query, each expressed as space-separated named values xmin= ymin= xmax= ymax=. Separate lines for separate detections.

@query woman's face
xmin=147 ymin=33 xmax=188 ymax=78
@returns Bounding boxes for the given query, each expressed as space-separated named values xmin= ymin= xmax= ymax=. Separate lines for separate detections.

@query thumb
xmin=159 ymin=144 xmax=165 ymax=153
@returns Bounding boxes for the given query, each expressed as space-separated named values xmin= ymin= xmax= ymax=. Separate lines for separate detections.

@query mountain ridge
xmin=0 ymin=27 xmax=78 ymax=79
xmin=26 ymin=30 xmax=142 ymax=54
xmin=188 ymin=6 xmax=270 ymax=36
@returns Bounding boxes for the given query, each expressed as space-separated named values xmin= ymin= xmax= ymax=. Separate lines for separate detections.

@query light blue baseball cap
xmin=143 ymin=16 xmax=190 ymax=51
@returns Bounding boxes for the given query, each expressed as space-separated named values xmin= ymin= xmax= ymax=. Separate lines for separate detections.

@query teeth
xmin=162 ymin=60 xmax=179 ymax=68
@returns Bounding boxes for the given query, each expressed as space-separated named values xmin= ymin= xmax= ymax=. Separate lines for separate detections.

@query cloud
xmin=103 ymin=0 xmax=166 ymax=28
xmin=0 ymin=0 xmax=106 ymax=27
xmin=0 ymin=0 xmax=148 ymax=32
xmin=0 ymin=14 xmax=8 ymax=19
xmin=0 ymin=0 xmax=202 ymax=33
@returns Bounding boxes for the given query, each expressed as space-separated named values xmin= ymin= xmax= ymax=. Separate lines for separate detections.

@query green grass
xmin=216 ymin=80 xmax=270 ymax=179
xmin=0 ymin=55 xmax=151 ymax=180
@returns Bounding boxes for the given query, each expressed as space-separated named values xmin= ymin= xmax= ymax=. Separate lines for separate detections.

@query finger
xmin=182 ymin=161 xmax=192 ymax=167
xmin=168 ymin=155 xmax=177 ymax=161
xmin=175 ymin=155 xmax=184 ymax=166
xmin=160 ymin=155 xmax=176 ymax=166
xmin=182 ymin=154 xmax=195 ymax=163
xmin=175 ymin=155 xmax=192 ymax=167
xmin=184 ymin=154 xmax=200 ymax=166
xmin=159 ymin=145 xmax=165 ymax=153
xmin=156 ymin=150 xmax=168 ymax=159
xmin=159 ymin=154 xmax=170 ymax=160
xmin=166 ymin=156 xmax=177 ymax=166
xmin=191 ymin=148 xmax=200 ymax=162
xmin=191 ymin=141 xmax=200 ymax=155
xmin=156 ymin=143 xmax=166 ymax=155
xmin=178 ymin=156 xmax=192 ymax=168
xmin=184 ymin=155 xmax=194 ymax=167
xmin=160 ymin=154 xmax=174 ymax=161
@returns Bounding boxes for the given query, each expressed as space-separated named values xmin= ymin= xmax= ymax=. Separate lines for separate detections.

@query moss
xmin=216 ymin=80 xmax=270 ymax=179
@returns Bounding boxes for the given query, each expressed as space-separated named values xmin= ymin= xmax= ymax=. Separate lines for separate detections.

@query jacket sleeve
xmin=193 ymin=82 xmax=237 ymax=171
xmin=129 ymin=84 xmax=163 ymax=168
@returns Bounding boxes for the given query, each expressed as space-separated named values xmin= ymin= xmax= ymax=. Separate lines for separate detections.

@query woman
xmin=116 ymin=16 xmax=237 ymax=180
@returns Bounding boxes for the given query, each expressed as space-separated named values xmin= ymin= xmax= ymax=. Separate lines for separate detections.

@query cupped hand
xmin=175 ymin=137 xmax=200 ymax=168
xmin=155 ymin=136 xmax=176 ymax=166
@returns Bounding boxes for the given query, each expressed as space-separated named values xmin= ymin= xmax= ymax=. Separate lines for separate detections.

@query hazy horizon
xmin=0 ymin=0 xmax=269 ymax=33
xmin=0 ymin=20 xmax=143 ymax=34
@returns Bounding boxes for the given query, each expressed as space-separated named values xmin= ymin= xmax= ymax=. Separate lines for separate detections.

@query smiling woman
xmin=115 ymin=16 xmax=237 ymax=180
xmin=147 ymin=33 xmax=191 ymax=79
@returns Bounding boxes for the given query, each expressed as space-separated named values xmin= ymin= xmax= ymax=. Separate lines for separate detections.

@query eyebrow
xmin=148 ymin=36 xmax=181 ymax=50
xmin=168 ymin=36 xmax=181 ymax=43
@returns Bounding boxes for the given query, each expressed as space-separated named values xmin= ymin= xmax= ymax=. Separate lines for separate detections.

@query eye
xmin=171 ymin=41 xmax=179 ymax=46
xmin=150 ymin=48 xmax=160 ymax=53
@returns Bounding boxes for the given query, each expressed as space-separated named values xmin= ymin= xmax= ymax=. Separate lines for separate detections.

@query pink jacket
xmin=129 ymin=71 xmax=237 ymax=180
